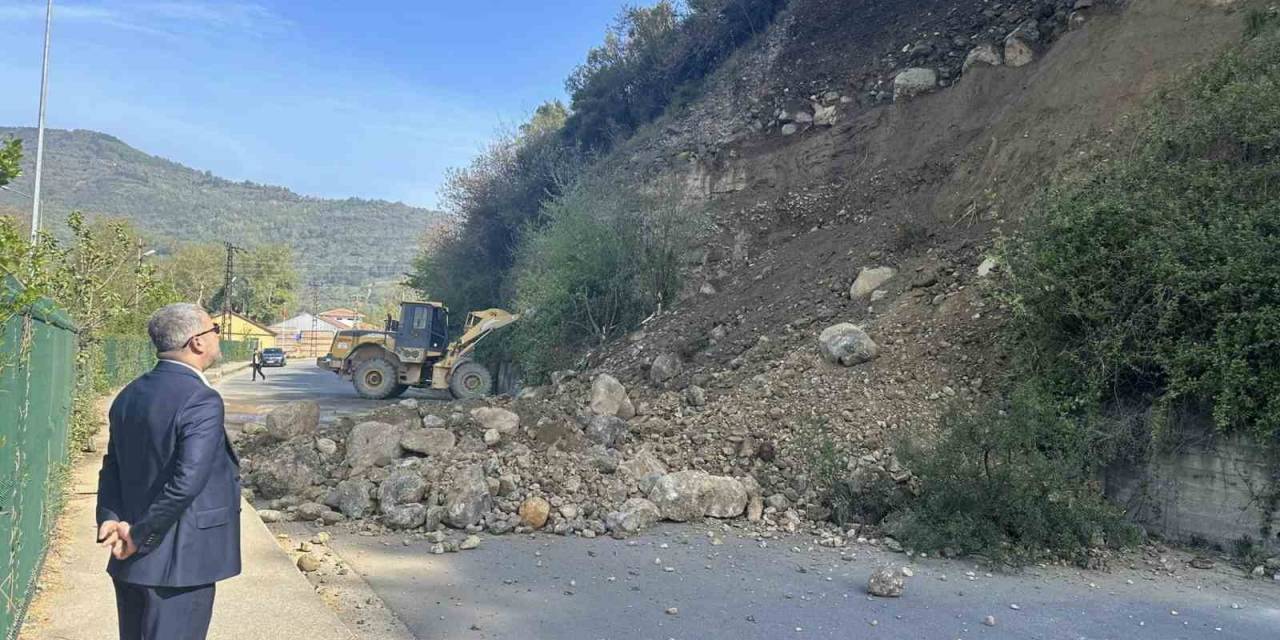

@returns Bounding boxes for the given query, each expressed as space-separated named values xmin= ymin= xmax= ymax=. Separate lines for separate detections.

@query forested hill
xmin=0 ymin=127 xmax=439 ymax=286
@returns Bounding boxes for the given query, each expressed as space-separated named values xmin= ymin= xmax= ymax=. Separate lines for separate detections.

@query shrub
xmin=509 ymin=175 xmax=704 ymax=379
xmin=887 ymin=389 xmax=1141 ymax=563
xmin=1003 ymin=18 xmax=1280 ymax=445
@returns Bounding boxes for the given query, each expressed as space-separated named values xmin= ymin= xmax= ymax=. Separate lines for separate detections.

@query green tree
xmin=0 ymin=138 xmax=20 ymax=187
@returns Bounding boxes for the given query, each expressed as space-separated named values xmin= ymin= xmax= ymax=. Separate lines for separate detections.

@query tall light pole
xmin=29 ymin=0 xmax=53 ymax=243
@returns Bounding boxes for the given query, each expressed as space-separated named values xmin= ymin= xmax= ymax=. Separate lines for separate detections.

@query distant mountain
xmin=0 ymin=127 xmax=440 ymax=287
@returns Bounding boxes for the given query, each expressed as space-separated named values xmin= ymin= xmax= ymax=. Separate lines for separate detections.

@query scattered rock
xmin=519 ymin=496 xmax=552 ymax=529
xmin=962 ymin=43 xmax=1003 ymax=73
xmin=606 ymin=497 xmax=662 ymax=537
xmin=867 ymin=566 xmax=905 ymax=597
xmin=619 ymin=449 xmax=668 ymax=480
xmin=257 ymin=509 xmax=283 ymax=523
xmin=345 ymin=421 xmax=405 ymax=473
xmin=400 ymin=428 xmax=457 ymax=456
xmin=983 ymin=615 xmax=997 ymax=627
xmin=471 ymin=407 xmax=520 ymax=434
xmin=648 ymin=471 xmax=748 ymax=522
xmin=1004 ymin=20 xmax=1040 ymax=68
xmin=649 ymin=353 xmax=683 ymax=385
xmin=684 ymin=385 xmax=707 ymax=407
xmin=460 ymin=535 xmax=481 ymax=550
xmin=296 ymin=553 xmax=322 ymax=573
xmin=383 ymin=503 xmax=427 ymax=530
xmin=326 ymin=479 xmax=375 ymax=519
xmin=264 ymin=400 xmax=320 ymax=441
xmin=781 ymin=123 xmax=799 ymax=136
xmin=812 ymin=103 xmax=837 ymax=127
xmin=484 ymin=428 xmax=502 ymax=447
xmin=817 ymin=323 xmax=879 ymax=366
xmin=296 ymin=502 xmax=327 ymax=521
xmin=589 ymin=374 xmax=636 ymax=419
xmin=585 ymin=415 xmax=630 ymax=448
xmin=893 ymin=68 xmax=938 ymax=102
xmin=977 ymin=256 xmax=999 ymax=277
xmin=378 ymin=468 xmax=427 ymax=511
xmin=444 ymin=465 xmax=493 ymax=529
xmin=315 ymin=437 xmax=338 ymax=457
xmin=850 ymin=267 xmax=897 ymax=299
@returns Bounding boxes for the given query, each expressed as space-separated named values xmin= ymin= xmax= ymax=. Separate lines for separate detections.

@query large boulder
xmin=817 ymin=324 xmax=879 ymax=366
xmin=649 ymin=353 xmax=683 ymax=385
xmin=325 ymin=479 xmax=375 ymax=519
xmin=383 ymin=503 xmax=427 ymax=530
xmin=378 ymin=468 xmax=427 ymax=511
xmin=1004 ymin=20 xmax=1040 ymax=68
xmin=606 ymin=498 xmax=662 ymax=537
xmin=250 ymin=442 xmax=323 ymax=500
xmin=962 ymin=43 xmax=1003 ymax=73
xmin=589 ymin=374 xmax=635 ymax=419
xmin=867 ymin=566 xmax=906 ymax=597
xmin=443 ymin=464 xmax=493 ymax=529
xmin=850 ymin=267 xmax=897 ymax=299
xmin=893 ymin=68 xmax=938 ymax=102
xmin=400 ymin=428 xmax=456 ymax=456
xmin=470 ymin=407 xmax=520 ymax=434
xmin=264 ymin=401 xmax=320 ymax=441
xmin=518 ymin=496 xmax=551 ymax=529
xmin=345 ymin=421 xmax=405 ymax=473
xmin=585 ymin=415 xmax=629 ymax=448
xmin=647 ymin=471 xmax=748 ymax=522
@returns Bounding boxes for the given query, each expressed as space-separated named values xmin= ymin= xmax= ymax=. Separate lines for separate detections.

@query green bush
xmin=1003 ymin=19 xmax=1280 ymax=445
xmin=887 ymin=389 xmax=1141 ymax=563
xmin=509 ymin=176 xmax=703 ymax=379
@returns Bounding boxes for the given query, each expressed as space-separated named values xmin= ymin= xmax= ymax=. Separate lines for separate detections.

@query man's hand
xmin=98 ymin=520 xmax=121 ymax=548
xmin=112 ymin=521 xmax=138 ymax=560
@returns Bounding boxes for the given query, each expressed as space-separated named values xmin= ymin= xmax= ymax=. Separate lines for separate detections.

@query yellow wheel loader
xmin=316 ymin=301 xmax=518 ymax=400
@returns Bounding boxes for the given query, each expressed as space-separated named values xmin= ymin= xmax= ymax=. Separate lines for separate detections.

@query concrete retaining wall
xmin=1105 ymin=424 xmax=1278 ymax=552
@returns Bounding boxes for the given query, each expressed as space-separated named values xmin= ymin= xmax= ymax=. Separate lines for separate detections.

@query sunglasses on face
xmin=183 ymin=322 xmax=220 ymax=348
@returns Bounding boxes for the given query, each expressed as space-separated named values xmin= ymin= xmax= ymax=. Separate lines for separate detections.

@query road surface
xmin=223 ymin=361 xmax=1280 ymax=640
xmin=219 ymin=358 xmax=448 ymax=421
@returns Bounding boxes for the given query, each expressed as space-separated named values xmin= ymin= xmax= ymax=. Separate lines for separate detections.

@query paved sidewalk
xmin=19 ymin=375 xmax=354 ymax=640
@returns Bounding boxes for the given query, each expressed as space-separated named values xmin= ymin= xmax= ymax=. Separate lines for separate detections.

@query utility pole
xmin=308 ymin=280 xmax=320 ymax=356
xmin=29 ymin=0 xmax=53 ymax=243
xmin=222 ymin=242 xmax=243 ymax=337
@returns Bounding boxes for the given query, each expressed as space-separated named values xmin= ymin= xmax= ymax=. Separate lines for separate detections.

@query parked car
xmin=261 ymin=347 xmax=287 ymax=367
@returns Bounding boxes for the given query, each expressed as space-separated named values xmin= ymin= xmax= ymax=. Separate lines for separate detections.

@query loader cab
xmin=396 ymin=302 xmax=449 ymax=354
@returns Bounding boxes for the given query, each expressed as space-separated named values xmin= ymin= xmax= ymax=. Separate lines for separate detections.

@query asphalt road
xmin=220 ymin=362 xmax=1280 ymax=640
xmin=219 ymin=358 xmax=448 ymax=420
xmin=283 ymin=522 xmax=1280 ymax=640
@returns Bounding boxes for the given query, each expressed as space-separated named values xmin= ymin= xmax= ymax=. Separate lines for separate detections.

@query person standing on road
xmin=251 ymin=348 xmax=266 ymax=381
xmin=96 ymin=303 xmax=241 ymax=640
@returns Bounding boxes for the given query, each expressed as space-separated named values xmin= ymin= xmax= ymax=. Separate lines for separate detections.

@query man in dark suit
xmin=96 ymin=302 xmax=241 ymax=640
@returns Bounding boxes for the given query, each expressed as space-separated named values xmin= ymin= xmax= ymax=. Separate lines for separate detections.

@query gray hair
xmin=148 ymin=303 xmax=207 ymax=353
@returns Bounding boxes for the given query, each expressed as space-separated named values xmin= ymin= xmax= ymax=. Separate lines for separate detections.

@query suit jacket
xmin=96 ymin=359 xmax=242 ymax=587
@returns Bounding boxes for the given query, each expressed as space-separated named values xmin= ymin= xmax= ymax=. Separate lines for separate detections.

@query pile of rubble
xmin=237 ymin=317 xmax=938 ymax=542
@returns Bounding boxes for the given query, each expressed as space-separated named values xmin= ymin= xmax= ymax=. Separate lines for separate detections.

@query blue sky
xmin=0 ymin=1 xmax=630 ymax=208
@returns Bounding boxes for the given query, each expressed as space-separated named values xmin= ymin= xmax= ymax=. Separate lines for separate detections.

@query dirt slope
xmin=583 ymin=0 xmax=1248 ymax=473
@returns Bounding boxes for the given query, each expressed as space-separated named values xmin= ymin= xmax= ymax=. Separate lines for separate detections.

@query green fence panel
xmin=98 ymin=335 xmax=156 ymax=392
xmin=221 ymin=339 xmax=256 ymax=363
xmin=0 ymin=283 xmax=77 ymax=639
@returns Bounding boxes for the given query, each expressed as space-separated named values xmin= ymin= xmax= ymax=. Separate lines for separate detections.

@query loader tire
xmin=353 ymin=357 xmax=399 ymax=399
xmin=449 ymin=361 xmax=492 ymax=400
xmin=388 ymin=384 xmax=410 ymax=399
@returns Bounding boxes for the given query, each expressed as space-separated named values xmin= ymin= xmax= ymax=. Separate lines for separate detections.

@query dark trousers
xmin=113 ymin=579 xmax=216 ymax=640
xmin=252 ymin=364 xmax=265 ymax=380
